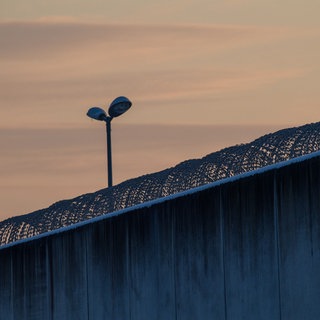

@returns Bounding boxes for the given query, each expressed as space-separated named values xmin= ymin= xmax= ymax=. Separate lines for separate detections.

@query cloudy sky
xmin=1 ymin=0 xmax=319 ymax=220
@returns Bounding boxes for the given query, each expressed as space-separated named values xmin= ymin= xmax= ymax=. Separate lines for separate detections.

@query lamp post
xmin=87 ymin=96 xmax=132 ymax=187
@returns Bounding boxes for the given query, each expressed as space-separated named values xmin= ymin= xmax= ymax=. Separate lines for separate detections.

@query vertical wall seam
xmin=85 ymin=232 xmax=90 ymax=320
xmin=126 ymin=218 xmax=132 ymax=320
xmin=23 ymin=247 xmax=27 ymax=320
xmin=220 ymin=189 xmax=228 ymax=320
xmin=172 ymin=205 xmax=178 ymax=320
xmin=45 ymin=240 xmax=53 ymax=320
xmin=10 ymin=250 xmax=14 ymax=320
xmin=273 ymin=172 xmax=282 ymax=320
xmin=307 ymin=164 xmax=314 ymax=258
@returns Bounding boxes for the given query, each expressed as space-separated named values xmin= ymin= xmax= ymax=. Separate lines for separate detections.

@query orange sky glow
xmin=1 ymin=0 xmax=320 ymax=219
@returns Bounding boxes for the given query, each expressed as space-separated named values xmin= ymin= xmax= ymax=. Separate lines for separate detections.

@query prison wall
xmin=1 ymin=155 xmax=320 ymax=320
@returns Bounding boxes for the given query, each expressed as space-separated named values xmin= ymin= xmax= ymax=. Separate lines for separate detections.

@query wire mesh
xmin=1 ymin=122 xmax=320 ymax=245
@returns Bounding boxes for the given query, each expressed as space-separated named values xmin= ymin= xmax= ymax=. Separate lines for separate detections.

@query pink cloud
xmin=0 ymin=20 xmax=318 ymax=128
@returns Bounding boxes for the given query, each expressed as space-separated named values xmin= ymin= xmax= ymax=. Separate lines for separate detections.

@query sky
xmin=1 ymin=0 xmax=320 ymax=220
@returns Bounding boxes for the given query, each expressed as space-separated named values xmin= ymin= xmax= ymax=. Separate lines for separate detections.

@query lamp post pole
xmin=87 ymin=96 xmax=132 ymax=188
xmin=105 ymin=117 xmax=113 ymax=187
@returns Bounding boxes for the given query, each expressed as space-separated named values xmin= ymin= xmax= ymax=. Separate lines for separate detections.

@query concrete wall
xmin=1 ymin=155 xmax=320 ymax=319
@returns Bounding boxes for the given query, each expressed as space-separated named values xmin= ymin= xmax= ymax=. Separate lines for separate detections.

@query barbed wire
xmin=1 ymin=122 xmax=320 ymax=245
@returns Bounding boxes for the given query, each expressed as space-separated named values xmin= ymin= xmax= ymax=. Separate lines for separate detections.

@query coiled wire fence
xmin=1 ymin=121 xmax=320 ymax=245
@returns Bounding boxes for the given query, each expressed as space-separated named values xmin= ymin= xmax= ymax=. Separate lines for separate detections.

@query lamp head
xmin=87 ymin=107 xmax=108 ymax=121
xmin=108 ymin=96 xmax=132 ymax=118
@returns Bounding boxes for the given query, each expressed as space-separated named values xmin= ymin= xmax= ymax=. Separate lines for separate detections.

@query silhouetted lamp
xmin=87 ymin=96 xmax=132 ymax=187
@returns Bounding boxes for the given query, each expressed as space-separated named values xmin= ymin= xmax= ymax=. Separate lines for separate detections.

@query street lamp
xmin=87 ymin=96 xmax=132 ymax=187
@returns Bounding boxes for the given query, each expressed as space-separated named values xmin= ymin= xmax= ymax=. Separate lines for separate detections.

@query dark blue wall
xmin=1 ymin=156 xmax=320 ymax=320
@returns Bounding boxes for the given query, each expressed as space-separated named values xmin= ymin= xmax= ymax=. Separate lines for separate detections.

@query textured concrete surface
xmin=0 ymin=155 xmax=320 ymax=319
